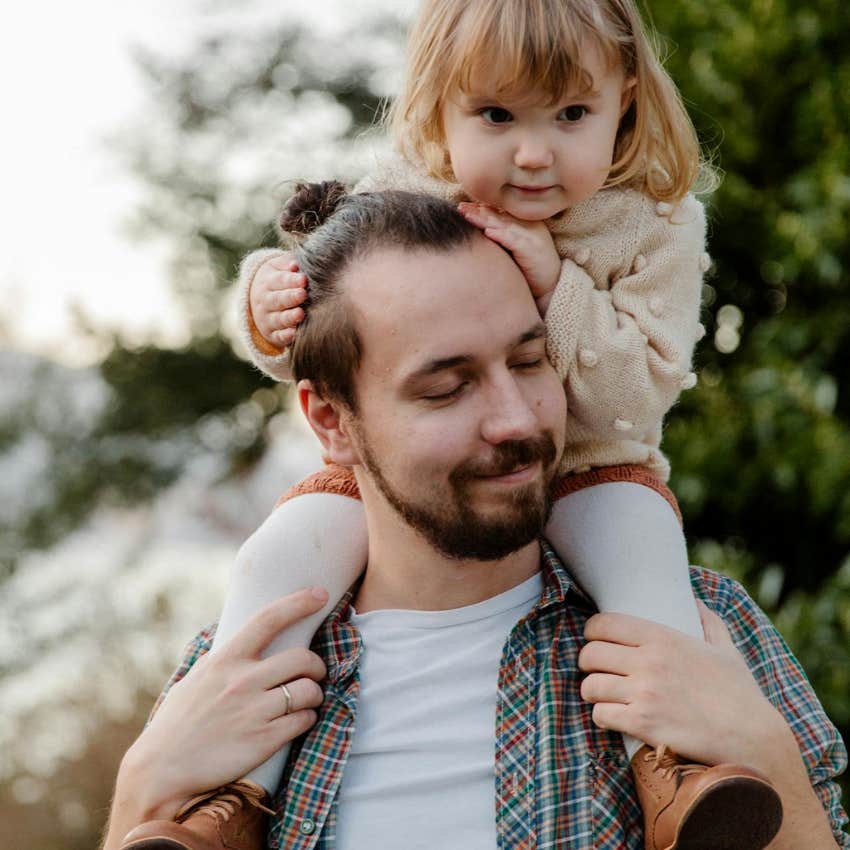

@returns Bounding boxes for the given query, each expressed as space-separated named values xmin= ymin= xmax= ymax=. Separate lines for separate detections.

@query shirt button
xmin=299 ymin=818 xmax=317 ymax=835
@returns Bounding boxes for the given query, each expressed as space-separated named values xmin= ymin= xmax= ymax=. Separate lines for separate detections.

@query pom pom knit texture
xmin=236 ymin=155 xmax=708 ymax=481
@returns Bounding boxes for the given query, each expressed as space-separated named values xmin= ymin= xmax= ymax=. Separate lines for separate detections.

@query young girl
xmin=215 ymin=1 xmax=781 ymax=848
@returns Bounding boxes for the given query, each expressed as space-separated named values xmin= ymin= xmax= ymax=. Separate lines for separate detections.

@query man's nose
xmin=513 ymin=134 xmax=554 ymax=170
xmin=480 ymin=374 xmax=538 ymax=445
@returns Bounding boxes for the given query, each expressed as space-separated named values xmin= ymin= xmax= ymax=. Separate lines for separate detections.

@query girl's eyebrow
xmin=458 ymin=88 xmax=603 ymax=107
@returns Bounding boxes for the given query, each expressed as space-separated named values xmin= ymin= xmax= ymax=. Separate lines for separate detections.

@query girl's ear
xmin=620 ymin=76 xmax=637 ymax=117
xmin=298 ymin=380 xmax=360 ymax=467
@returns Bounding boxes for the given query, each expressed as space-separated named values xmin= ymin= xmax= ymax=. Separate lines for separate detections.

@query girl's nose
xmin=513 ymin=136 xmax=555 ymax=170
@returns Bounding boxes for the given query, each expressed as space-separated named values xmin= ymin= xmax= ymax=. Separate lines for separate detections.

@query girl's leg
xmin=212 ymin=473 xmax=367 ymax=795
xmin=545 ymin=480 xmax=702 ymax=760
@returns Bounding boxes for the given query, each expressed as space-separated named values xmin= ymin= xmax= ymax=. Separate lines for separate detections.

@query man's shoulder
xmin=687 ymin=565 xmax=748 ymax=613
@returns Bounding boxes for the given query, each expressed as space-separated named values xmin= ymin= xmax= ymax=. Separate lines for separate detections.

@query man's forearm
xmin=764 ymin=727 xmax=842 ymax=850
xmin=100 ymin=744 xmax=186 ymax=850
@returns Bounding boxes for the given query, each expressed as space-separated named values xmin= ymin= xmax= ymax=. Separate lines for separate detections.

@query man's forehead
xmin=344 ymin=237 xmax=542 ymax=381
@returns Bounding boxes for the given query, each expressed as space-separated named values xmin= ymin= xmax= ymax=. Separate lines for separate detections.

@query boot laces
xmin=175 ymin=780 xmax=275 ymax=824
xmin=644 ymin=744 xmax=708 ymax=782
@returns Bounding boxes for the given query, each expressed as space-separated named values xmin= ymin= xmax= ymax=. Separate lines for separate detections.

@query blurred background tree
xmin=2 ymin=0 xmax=848 ymax=846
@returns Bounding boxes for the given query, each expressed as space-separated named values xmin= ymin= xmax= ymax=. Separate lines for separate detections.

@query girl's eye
xmin=558 ymin=105 xmax=587 ymax=122
xmin=480 ymin=107 xmax=513 ymax=124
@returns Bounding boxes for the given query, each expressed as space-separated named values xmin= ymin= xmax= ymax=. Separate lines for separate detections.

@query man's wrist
xmin=754 ymin=718 xmax=840 ymax=849
xmin=118 ymin=739 xmax=186 ymax=822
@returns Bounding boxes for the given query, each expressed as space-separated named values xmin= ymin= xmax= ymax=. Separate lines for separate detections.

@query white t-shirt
xmin=335 ymin=572 xmax=543 ymax=850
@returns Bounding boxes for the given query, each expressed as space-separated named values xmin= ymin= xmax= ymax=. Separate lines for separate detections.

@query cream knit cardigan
xmin=236 ymin=156 xmax=709 ymax=481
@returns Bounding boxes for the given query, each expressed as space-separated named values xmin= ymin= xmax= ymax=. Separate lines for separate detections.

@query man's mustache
xmin=451 ymin=432 xmax=559 ymax=482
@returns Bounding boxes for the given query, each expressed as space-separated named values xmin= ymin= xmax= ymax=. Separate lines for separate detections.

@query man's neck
xmin=353 ymin=499 xmax=541 ymax=614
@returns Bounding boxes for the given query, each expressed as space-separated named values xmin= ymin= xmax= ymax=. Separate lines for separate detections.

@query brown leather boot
xmin=631 ymin=745 xmax=783 ymax=850
xmin=119 ymin=779 xmax=274 ymax=850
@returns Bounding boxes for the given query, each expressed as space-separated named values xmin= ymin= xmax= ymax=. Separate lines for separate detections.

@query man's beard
xmin=358 ymin=432 xmax=559 ymax=561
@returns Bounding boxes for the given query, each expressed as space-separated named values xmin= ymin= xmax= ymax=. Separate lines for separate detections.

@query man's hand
xmin=458 ymin=203 xmax=560 ymax=313
xmin=250 ymin=253 xmax=308 ymax=349
xmin=578 ymin=601 xmax=792 ymax=773
xmin=120 ymin=588 xmax=329 ymax=823
xmin=579 ymin=603 xmax=844 ymax=848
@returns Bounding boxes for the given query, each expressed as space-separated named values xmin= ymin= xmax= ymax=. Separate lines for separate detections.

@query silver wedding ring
xmin=279 ymin=683 xmax=294 ymax=716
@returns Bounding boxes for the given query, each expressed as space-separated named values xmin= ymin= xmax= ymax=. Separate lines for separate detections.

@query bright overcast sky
xmin=0 ymin=0 xmax=407 ymax=365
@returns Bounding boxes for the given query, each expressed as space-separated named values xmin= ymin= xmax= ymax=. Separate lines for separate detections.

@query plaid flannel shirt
xmin=154 ymin=542 xmax=849 ymax=848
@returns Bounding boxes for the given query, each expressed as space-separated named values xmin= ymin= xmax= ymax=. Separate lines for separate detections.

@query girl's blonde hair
xmin=388 ymin=0 xmax=715 ymax=202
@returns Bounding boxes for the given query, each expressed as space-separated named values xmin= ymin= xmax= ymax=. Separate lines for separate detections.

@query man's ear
xmin=297 ymin=380 xmax=360 ymax=467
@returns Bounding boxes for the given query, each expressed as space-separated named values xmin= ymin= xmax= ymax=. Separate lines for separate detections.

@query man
xmin=103 ymin=188 xmax=849 ymax=850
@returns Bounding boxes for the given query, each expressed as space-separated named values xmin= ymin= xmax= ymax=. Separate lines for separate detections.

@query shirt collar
xmin=312 ymin=538 xmax=592 ymax=683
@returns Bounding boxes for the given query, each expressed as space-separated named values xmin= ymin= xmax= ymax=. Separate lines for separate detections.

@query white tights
xmin=211 ymin=481 xmax=701 ymax=793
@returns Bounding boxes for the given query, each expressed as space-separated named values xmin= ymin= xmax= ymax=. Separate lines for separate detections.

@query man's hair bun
xmin=279 ymin=180 xmax=348 ymax=237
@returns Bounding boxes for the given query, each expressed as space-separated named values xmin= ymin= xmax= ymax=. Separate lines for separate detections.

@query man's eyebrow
xmin=402 ymin=323 xmax=546 ymax=388
xmin=402 ymin=355 xmax=473 ymax=389
xmin=517 ymin=323 xmax=546 ymax=345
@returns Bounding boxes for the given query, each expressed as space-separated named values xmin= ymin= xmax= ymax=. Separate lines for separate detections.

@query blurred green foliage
xmin=649 ymin=0 xmax=850 ymax=757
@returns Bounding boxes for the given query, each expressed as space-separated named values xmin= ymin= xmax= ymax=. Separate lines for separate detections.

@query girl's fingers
xmin=275 ymin=307 xmax=306 ymax=330
xmin=267 ymin=253 xmax=298 ymax=271
xmin=270 ymin=329 xmax=296 ymax=348
xmin=261 ymin=676 xmax=325 ymax=721
xmin=460 ymin=207 xmax=510 ymax=230
xmin=268 ymin=287 xmax=308 ymax=312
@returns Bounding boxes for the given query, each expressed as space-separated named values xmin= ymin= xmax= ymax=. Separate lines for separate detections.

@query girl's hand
xmin=122 ymin=588 xmax=329 ymax=822
xmin=250 ymin=253 xmax=309 ymax=349
xmin=458 ymin=203 xmax=560 ymax=313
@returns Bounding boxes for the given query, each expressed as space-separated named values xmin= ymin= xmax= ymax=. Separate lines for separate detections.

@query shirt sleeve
xmin=545 ymin=195 xmax=707 ymax=442
xmin=146 ymin=625 xmax=217 ymax=725
xmin=697 ymin=572 xmax=850 ymax=846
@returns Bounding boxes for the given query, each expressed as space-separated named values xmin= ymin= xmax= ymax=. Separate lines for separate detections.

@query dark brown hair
xmin=281 ymin=182 xmax=478 ymax=410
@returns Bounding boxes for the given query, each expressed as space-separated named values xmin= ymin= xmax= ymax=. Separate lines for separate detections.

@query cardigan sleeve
xmin=545 ymin=194 xmax=707 ymax=442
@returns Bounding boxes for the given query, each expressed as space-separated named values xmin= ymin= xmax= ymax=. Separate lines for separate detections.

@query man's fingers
xmin=257 ymin=645 xmax=327 ymax=690
xmin=577 ymin=639 xmax=638 ymax=675
xmin=696 ymin=601 xmax=736 ymax=650
xmin=583 ymin=612 xmax=658 ymax=646
xmin=262 ymin=676 xmax=325 ymax=721
xmin=224 ymin=588 xmax=329 ymax=659
xmin=580 ymin=672 xmax=631 ymax=705
xmin=263 ymin=708 xmax=319 ymax=750
xmin=590 ymin=701 xmax=632 ymax=735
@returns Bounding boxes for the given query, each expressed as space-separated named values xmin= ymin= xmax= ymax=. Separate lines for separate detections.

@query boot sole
xmin=669 ymin=775 xmax=783 ymax=850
